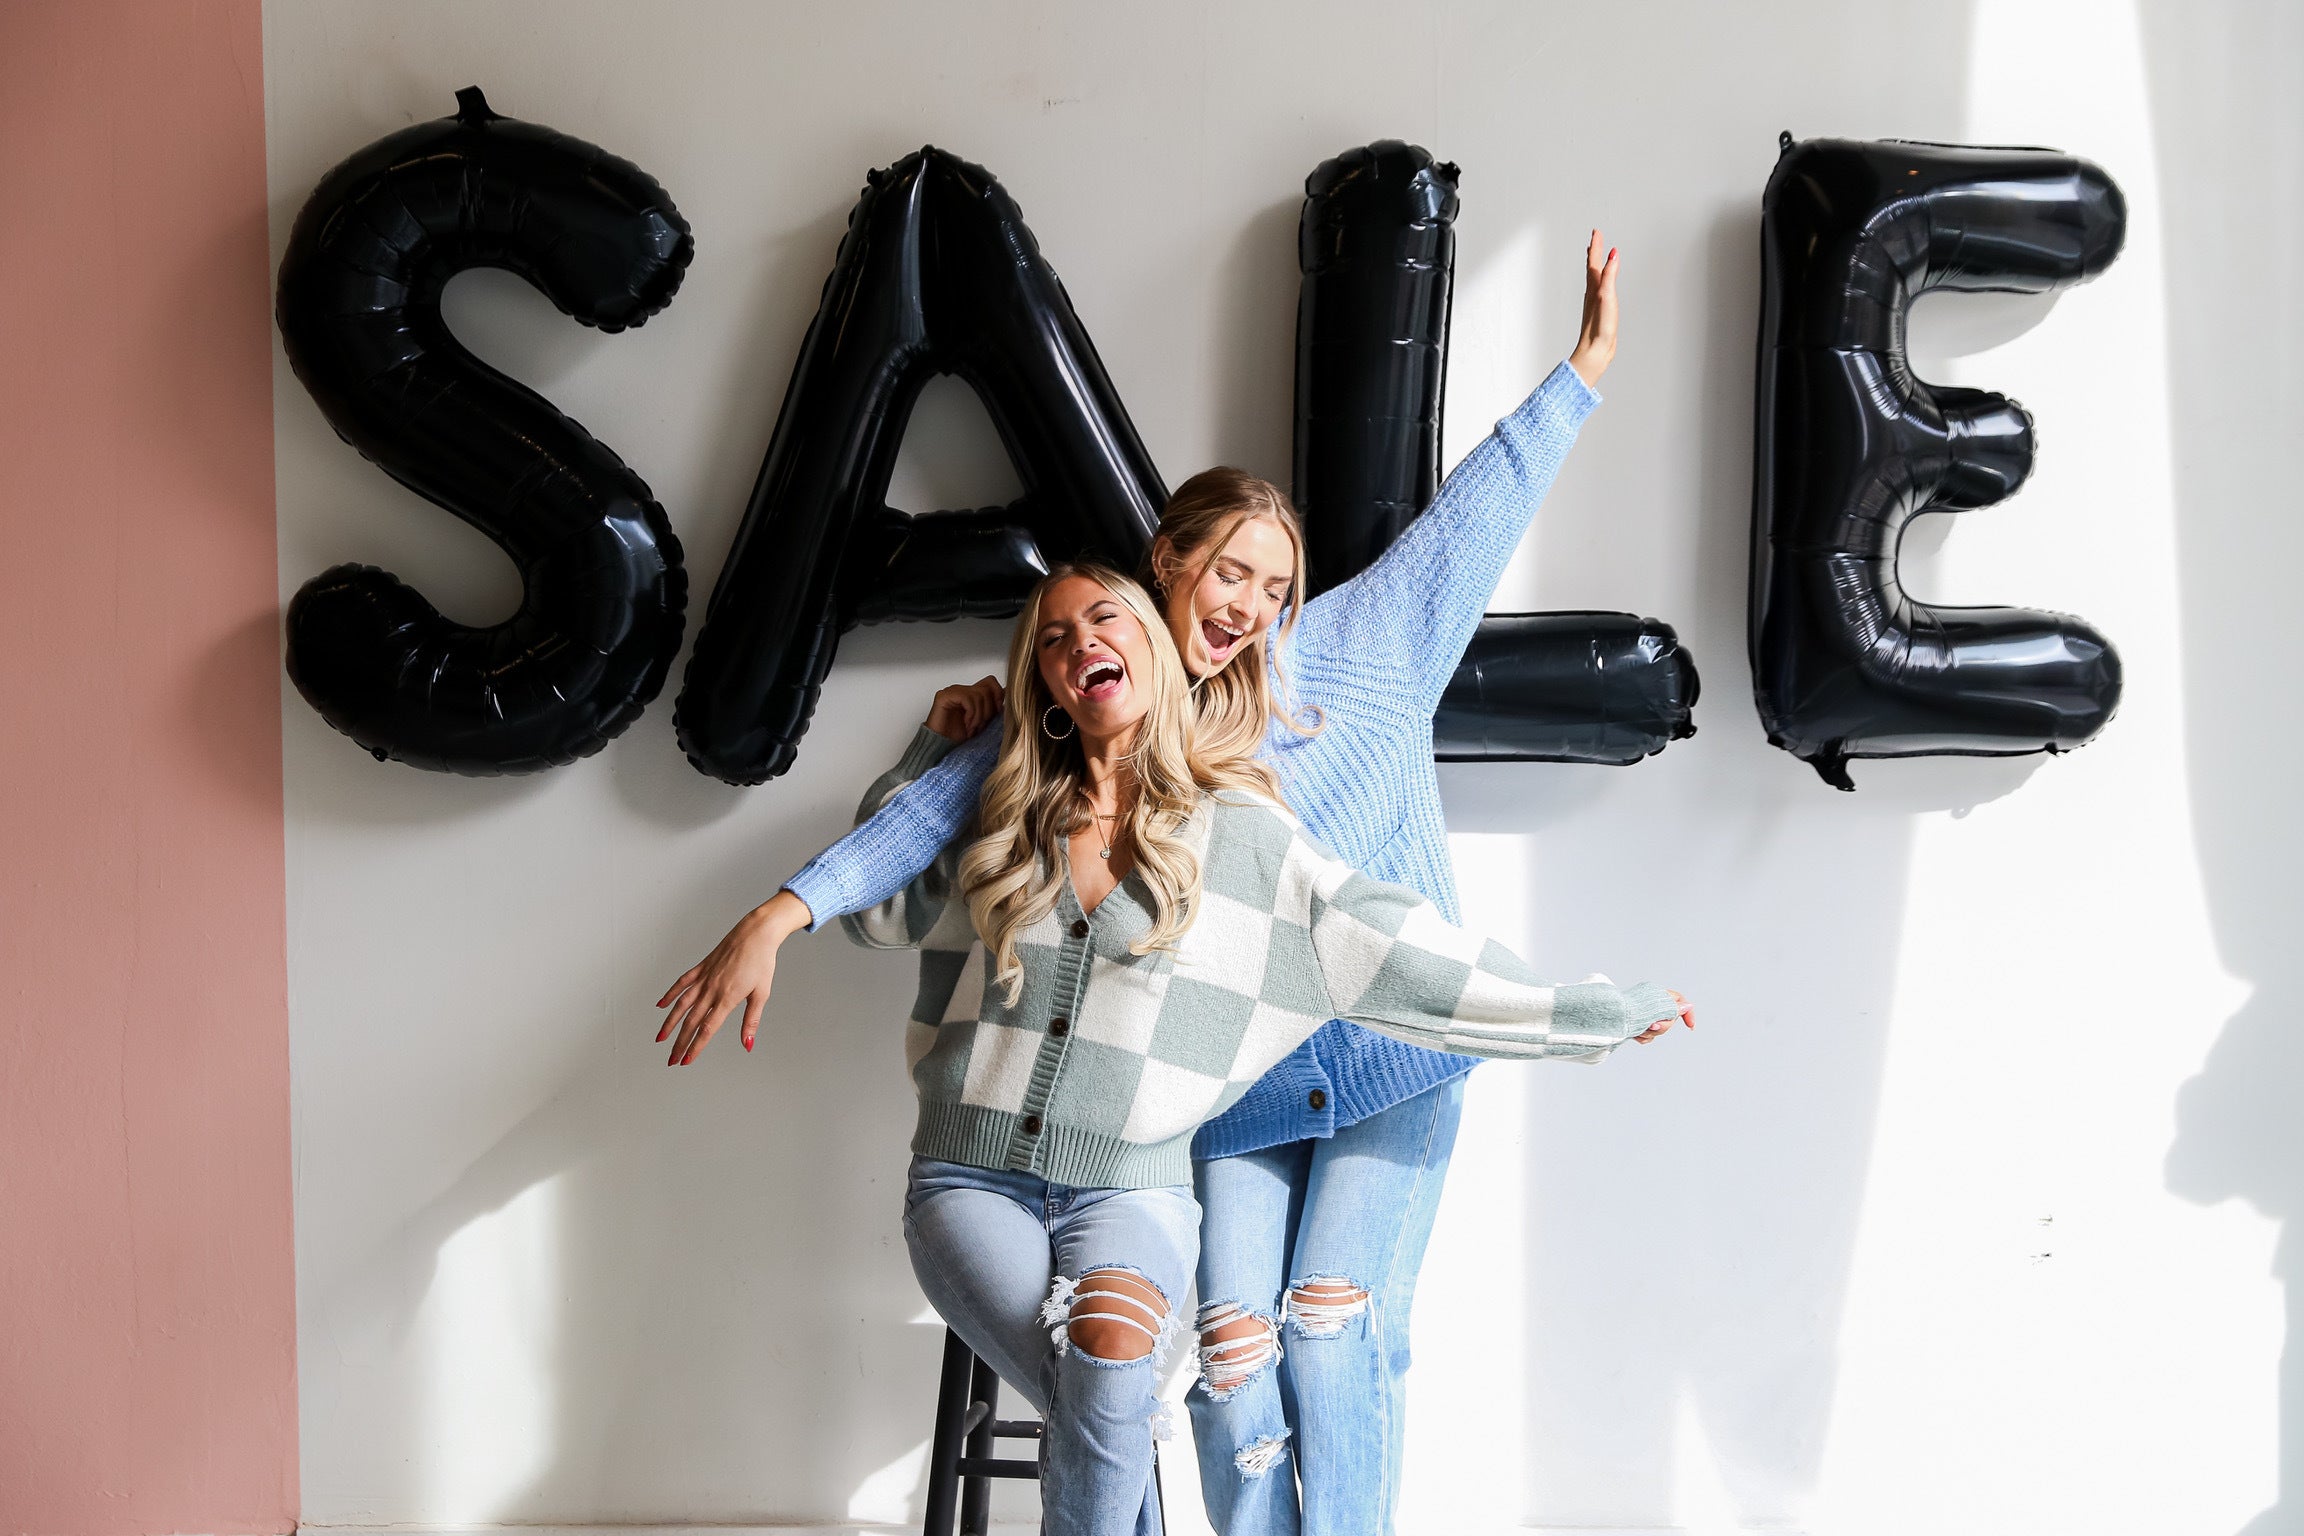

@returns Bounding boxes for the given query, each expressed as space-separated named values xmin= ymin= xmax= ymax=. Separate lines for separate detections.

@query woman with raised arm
xmin=659 ymin=565 xmax=1688 ymax=1536
xmin=662 ymin=235 xmax=1647 ymax=1533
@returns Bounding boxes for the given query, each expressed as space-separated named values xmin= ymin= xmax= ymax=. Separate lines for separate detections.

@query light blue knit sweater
xmin=784 ymin=360 xmax=1601 ymax=1159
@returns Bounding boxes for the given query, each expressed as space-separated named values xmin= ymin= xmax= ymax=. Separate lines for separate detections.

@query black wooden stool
xmin=920 ymin=1325 xmax=1166 ymax=1536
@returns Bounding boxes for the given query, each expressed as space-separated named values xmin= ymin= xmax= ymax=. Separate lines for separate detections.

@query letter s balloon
xmin=1751 ymin=134 xmax=2126 ymax=789
xmin=276 ymin=88 xmax=692 ymax=774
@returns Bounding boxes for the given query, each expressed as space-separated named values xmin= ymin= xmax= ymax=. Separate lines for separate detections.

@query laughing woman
xmin=664 ymin=233 xmax=1650 ymax=1533
xmin=658 ymin=565 xmax=1688 ymax=1536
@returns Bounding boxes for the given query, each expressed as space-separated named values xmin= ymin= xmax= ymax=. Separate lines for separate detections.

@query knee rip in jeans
xmin=1194 ymin=1299 xmax=1280 ymax=1400
xmin=1284 ymin=1275 xmax=1370 ymax=1338
xmin=1235 ymin=1429 xmax=1291 ymax=1480
xmin=1042 ymin=1268 xmax=1176 ymax=1366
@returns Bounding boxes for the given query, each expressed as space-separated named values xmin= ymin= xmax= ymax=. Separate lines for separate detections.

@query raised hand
xmin=1568 ymin=229 xmax=1620 ymax=388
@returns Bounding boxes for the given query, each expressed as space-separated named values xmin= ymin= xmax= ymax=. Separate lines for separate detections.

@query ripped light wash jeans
xmin=904 ymin=1156 xmax=1199 ymax=1536
xmin=1186 ymin=1076 xmax=1466 ymax=1536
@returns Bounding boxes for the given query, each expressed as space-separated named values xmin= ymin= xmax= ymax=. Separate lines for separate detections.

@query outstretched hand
xmin=1632 ymin=988 xmax=1695 ymax=1045
xmin=1567 ymin=229 xmax=1620 ymax=388
xmin=654 ymin=888 xmax=812 ymax=1065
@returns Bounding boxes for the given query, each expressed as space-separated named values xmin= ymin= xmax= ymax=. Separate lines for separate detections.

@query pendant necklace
xmin=1089 ymin=808 xmax=1121 ymax=860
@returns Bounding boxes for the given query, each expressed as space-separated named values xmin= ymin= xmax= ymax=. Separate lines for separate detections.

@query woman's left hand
xmin=1567 ymin=229 xmax=1619 ymax=388
xmin=1632 ymin=988 xmax=1694 ymax=1044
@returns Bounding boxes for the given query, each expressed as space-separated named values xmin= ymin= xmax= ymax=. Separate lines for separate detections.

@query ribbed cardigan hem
xmin=914 ymin=1101 xmax=1195 ymax=1192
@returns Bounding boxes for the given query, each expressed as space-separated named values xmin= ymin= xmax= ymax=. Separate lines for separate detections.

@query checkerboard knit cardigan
xmin=842 ymin=730 xmax=1680 ymax=1191
xmin=787 ymin=361 xmax=1608 ymax=1160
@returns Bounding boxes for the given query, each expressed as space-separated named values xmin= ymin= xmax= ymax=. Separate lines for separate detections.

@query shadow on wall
xmin=293 ymin=5 xmax=2304 ymax=1526
xmin=1430 ymin=5 xmax=1995 ymax=1524
xmin=293 ymin=642 xmax=1025 ymax=1526
xmin=312 ymin=977 xmax=940 ymax=1524
xmin=1490 ymin=223 xmax=2040 ymax=1525
xmin=286 ymin=166 xmax=1029 ymax=1518
xmin=2148 ymin=4 xmax=2304 ymax=1533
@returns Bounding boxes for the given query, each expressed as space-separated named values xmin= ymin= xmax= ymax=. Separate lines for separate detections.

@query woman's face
xmin=1155 ymin=515 xmax=1297 ymax=678
xmin=1034 ymin=575 xmax=1161 ymax=745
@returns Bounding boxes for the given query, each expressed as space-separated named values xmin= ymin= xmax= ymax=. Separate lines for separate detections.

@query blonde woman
xmin=658 ymin=563 xmax=1688 ymax=1536
xmin=666 ymin=231 xmax=1629 ymax=1535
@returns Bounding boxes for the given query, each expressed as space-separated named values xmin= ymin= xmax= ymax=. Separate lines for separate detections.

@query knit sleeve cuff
xmin=1501 ymin=360 xmax=1601 ymax=445
xmin=1617 ymin=981 xmax=1682 ymax=1037
xmin=780 ymin=863 xmax=845 ymax=935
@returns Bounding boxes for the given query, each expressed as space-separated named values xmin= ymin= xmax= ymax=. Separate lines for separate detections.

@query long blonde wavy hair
xmin=1145 ymin=468 xmax=1323 ymax=763
xmin=959 ymin=562 xmax=1283 ymax=1001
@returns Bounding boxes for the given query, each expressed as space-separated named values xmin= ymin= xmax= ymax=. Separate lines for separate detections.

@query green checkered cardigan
xmin=842 ymin=728 xmax=1680 ymax=1190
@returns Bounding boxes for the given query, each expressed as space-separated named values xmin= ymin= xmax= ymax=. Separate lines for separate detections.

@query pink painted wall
xmin=0 ymin=4 xmax=296 ymax=1533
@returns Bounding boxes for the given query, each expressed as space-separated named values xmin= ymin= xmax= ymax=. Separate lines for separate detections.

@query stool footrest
xmin=991 ymin=1419 xmax=1042 ymax=1439
xmin=955 ymin=1456 xmax=1038 ymax=1480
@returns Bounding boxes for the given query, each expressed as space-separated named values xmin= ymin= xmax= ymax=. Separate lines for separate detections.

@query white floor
xmin=303 ymin=1526 xmax=1786 ymax=1535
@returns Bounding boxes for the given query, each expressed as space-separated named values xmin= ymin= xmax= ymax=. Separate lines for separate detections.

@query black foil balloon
xmin=1751 ymin=134 xmax=2126 ymax=790
xmin=276 ymin=88 xmax=692 ymax=774
xmin=1294 ymin=142 xmax=1697 ymax=765
xmin=1436 ymin=614 xmax=1699 ymax=763
xmin=675 ymin=148 xmax=1167 ymax=785
xmin=1295 ymin=141 xmax=1459 ymax=599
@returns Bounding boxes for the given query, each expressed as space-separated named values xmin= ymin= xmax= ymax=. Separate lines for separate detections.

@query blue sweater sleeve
xmin=780 ymin=722 xmax=998 ymax=931
xmin=1289 ymin=360 xmax=1601 ymax=710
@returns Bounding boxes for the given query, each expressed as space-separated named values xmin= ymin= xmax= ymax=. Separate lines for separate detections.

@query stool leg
xmin=922 ymin=1328 xmax=974 ymax=1536
xmin=959 ymin=1354 xmax=1002 ymax=1536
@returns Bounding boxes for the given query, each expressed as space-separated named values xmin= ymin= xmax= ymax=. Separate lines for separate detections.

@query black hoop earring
xmin=1041 ymin=704 xmax=1076 ymax=740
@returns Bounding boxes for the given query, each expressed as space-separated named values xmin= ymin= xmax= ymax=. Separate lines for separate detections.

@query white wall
xmin=265 ymin=3 xmax=2299 ymax=1532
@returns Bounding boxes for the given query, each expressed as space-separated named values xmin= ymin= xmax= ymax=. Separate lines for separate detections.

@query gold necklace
xmin=1084 ymin=781 xmax=1133 ymax=862
xmin=1088 ymin=808 xmax=1122 ymax=861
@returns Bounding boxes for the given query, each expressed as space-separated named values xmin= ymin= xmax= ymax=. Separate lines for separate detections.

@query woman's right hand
xmin=1567 ymin=229 xmax=1620 ymax=388
xmin=655 ymin=889 xmax=813 ymax=1065
xmin=926 ymin=675 xmax=1005 ymax=742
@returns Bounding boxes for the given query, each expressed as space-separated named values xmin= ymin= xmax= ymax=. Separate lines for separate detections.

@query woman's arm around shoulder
xmin=653 ymin=679 xmax=1002 ymax=1064
xmin=839 ymin=714 xmax=983 ymax=950
xmin=780 ymin=708 xmax=998 ymax=931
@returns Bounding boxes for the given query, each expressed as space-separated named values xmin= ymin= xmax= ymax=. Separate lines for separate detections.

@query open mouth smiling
xmin=1201 ymin=615 xmax=1244 ymax=658
xmin=1074 ymin=655 xmax=1126 ymax=701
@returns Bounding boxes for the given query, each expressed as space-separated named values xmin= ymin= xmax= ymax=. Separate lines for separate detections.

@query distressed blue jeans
xmin=904 ymin=1156 xmax=1199 ymax=1536
xmin=1186 ymin=1076 xmax=1467 ymax=1536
